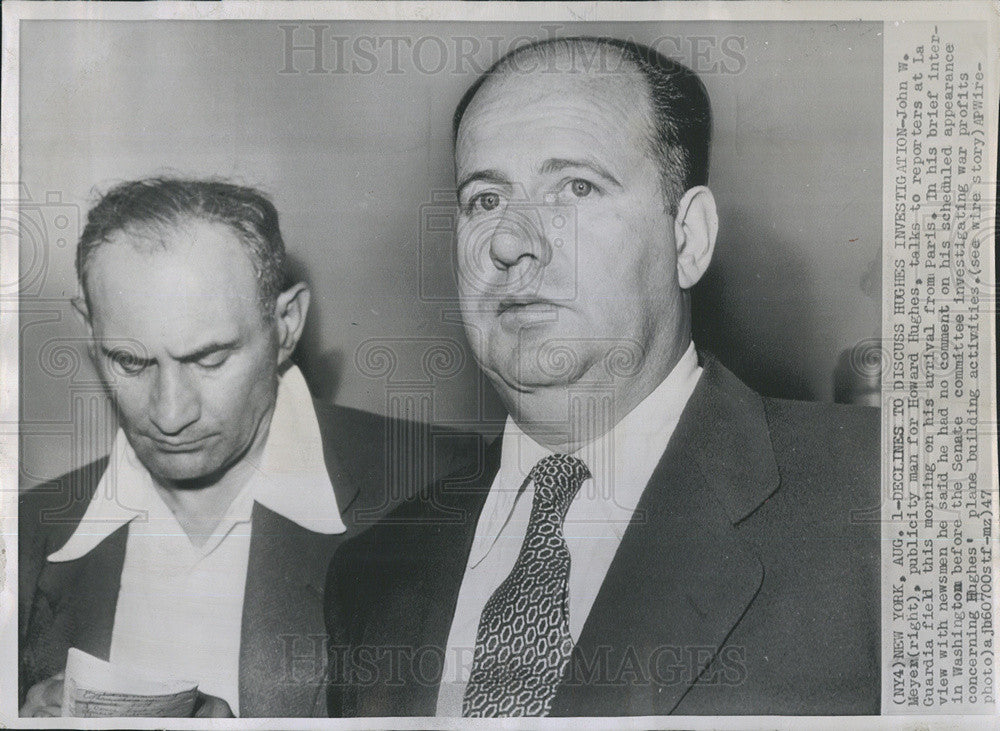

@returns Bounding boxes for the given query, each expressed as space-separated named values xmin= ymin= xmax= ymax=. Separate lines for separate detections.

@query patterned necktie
xmin=463 ymin=453 xmax=592 ymax=717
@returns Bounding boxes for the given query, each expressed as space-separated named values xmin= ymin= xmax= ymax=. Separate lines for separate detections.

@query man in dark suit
xmin=326 ymin=37 xmax=880 ymax=717
xmin=19 ymin=178 xmax=470 ymax=717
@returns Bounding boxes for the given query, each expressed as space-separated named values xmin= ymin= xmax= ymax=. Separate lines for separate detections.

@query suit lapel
xmin=66 ymin=525 xmax=128 ymax=661
xmin=239 ymin=505 xmax=331 ymax=717
xmin=552 ymin=356 xmax=779 ymax=716
xmin=353 ymin=437 xmax=501 ymax=716
xmin=21 ymin=458 xmax=124 ymax=686
xmin=22 ymin=522 xmax=126 ymax=690
xmin=239 ymin=401 xmax=385 ymax=717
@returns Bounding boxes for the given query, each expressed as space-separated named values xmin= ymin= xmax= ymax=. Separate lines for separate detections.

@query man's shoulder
xmin=326 ymin=432 xmax=497 ymax=578
xmin=696 ymin=355 xmax=879 ymax=516
xmin=313 ymin=399 xmax=484 ymax=498
xmin=761 ymin=396 xmax=879 ymax=489
xmin=313 ymin=400 xmax=387 ymax=437
xmin=751 ymin=395 xmax=880 ymax=536
xmin=761 ymin=395 xmax=879 ymax=448
xmin=19 ymin=457 xmax=109 ymax=541
xmin=18 ymin=458 xmax=110 ymax=625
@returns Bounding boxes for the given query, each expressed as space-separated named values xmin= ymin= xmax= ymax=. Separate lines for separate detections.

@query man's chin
xmin=491 ymin=362 xmax=588 ymax=395
xmin=490 ymin=342 xmax=591 ymax=392
xmin=138 ymin=452 xmax=224 ymax=487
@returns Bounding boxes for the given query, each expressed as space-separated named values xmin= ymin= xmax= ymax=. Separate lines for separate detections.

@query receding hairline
xmin=75 ymin=176 xmax=290 ymax=321
xmin=79 ymin=214 xmax=268 ymax=318
xmin=454 ymin=38 xmax=655 ymax=143
xmin=81 ymin=214 xmax=250 ymax=279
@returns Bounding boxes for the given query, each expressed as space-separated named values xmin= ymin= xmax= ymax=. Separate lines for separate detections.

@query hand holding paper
xmin=19 ymin=673 xmax=63 ymax=717
xmin=59 ymin=648 xmax=201 ymax=717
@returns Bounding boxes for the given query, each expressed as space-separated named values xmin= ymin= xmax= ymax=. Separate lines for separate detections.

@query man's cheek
xmin=109 ymin=384 xmax=147 ymax=425
xmin=94 ymin=360 xmax=123 ymax=393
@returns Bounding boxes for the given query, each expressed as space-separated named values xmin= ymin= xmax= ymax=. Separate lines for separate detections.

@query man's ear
xmin=273 ymin=282 xmax=311 ymax=365
xmin=71 ymin=294 xmax=97 ymax=344
xmin=71 ymin=295 xmax=101 ymax=361
xmin=71 ymin=296 xmax=92 ymax=332
xmin=673 ymin=186 xmax=718 ymax=289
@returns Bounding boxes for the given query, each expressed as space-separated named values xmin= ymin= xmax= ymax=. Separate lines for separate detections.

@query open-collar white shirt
xmin=435 ymin=343 xmax=702 ymax=716
xmin=49 ymin=365 xmax=345 ymax=715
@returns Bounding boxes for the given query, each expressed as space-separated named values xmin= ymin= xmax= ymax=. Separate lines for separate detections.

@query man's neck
xmin=505 ymin=338 xmax=692 ymax=453
xmin=152 ymin=476 xmax=248 ymax=548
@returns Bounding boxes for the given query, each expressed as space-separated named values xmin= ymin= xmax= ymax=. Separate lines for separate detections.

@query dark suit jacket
xmin=19 ymin=401 xmax=477 ymax=717
xmin=325 ymin=356 xmax=881 ymax=716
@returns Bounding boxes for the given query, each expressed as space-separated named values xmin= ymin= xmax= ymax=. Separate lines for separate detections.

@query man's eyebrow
xmin=456 ymin=169 xmax=510 ymax=199
xmin=100 ymin=340 xmax=241 ymax=363
xmin=539 ymin=158 xmax=623 ymax=189
xmin=99 ymin=344 xmax=153 ymax=365
xmin=175 ymin=339 xmax=241 ymax=363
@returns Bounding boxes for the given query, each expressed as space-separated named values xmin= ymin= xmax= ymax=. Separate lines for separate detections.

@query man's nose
xmin=488 ymin=206 xmax=553 ymax=273
xmin=148 ymin=365 xmax=200 ymax=435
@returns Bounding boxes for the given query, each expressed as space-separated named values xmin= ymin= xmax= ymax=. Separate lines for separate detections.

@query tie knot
xmin=528 ymin=453 xmax=591 ymax=515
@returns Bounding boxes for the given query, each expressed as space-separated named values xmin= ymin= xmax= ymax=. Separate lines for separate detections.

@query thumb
xmin=193 ymin=692 xmax=234 ymax=718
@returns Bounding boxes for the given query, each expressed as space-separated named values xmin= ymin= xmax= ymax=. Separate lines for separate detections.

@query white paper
xmin=61 ymin=648 xmax=198 ymax=718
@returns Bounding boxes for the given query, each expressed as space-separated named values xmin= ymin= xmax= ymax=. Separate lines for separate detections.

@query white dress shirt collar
xmin=49 ymin=364 xmax=345 ymax=562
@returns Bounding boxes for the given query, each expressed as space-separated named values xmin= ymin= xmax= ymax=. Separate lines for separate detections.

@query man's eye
xmin=109 ymin=352 xmax=146 ymax=376
xmin=470 ymin=191 xmax=502 ymax=212
xmin=197 ymin=354 xmax=228 ymax=370
xmin=569 ymin=179 xmax=594 ymax=198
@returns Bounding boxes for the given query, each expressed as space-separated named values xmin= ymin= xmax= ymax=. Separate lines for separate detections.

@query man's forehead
xmin=479 ymin=60 xmax=644 ymax=110
xmin=456 ymin=67 xmax=652 ymax=178
xmin=89 ymin=220 xmax=249 ymax=278
xmin=101 ymin=216 xmax=239 ymax=254
xmin=84 ymin=267 xmax=259 ymax=357
xmin=458 ymin=62 xmax=650 ymax=142
xmin=85 ymin=221 xmax=259 ymax=313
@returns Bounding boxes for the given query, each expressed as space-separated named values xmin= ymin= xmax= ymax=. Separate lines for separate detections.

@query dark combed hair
xmin=76 ymin=177 xmax=287 ymax=317
xmin=452 ymin=36 xmax=712 ymax=212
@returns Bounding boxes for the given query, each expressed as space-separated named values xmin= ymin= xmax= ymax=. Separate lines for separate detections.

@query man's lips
xmin=495 ymin=298 xmax=561 ymax=331
xmin=147 ymin=435 xmax=213 ymax=452
xmin=497 ymin=297 xmax=558 ymax=316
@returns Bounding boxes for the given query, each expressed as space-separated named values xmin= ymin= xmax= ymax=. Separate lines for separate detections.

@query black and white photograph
xmin=1 ymin=1 xmax=996 ymax=727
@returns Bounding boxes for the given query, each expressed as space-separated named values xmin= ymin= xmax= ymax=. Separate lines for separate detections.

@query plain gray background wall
xmin=17 ymin=20 xmax=881 ymax=487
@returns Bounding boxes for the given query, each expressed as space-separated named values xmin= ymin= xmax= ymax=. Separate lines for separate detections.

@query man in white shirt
xmin=326 ymin=37 xmax=879 ymax=717
xmin=18 ymin=178 xmax=454 ymax=717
